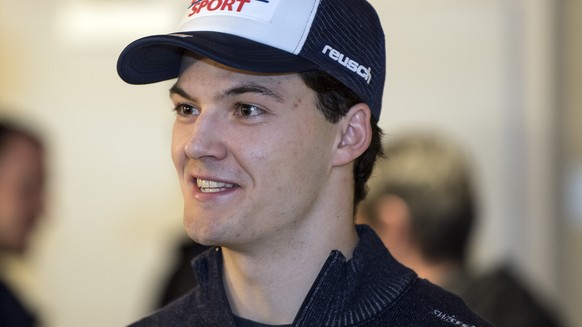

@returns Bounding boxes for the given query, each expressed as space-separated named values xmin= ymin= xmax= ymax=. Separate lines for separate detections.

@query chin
xmin=185 ymin=231 xmax=217 ymax=247
xmin=183 ymin=215 xmax=220 ymax=246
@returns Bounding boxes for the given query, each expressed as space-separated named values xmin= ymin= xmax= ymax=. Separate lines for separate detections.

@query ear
xmin=332 ymin=103 xmax=373 ymax=166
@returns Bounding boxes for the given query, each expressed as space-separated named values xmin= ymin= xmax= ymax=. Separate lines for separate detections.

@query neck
xmin=221 ymin=212 xmax=358 ymax=325
xmin=220 ymin=165 xmax=359 ymax=324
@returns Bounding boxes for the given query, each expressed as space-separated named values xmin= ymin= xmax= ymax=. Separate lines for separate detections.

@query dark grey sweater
xmin=130 ymin=225 xmax=491 ymax=326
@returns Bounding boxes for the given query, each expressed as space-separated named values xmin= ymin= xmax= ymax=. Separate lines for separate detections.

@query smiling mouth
xmin=196 ymin=178 xmax=237 ymax=193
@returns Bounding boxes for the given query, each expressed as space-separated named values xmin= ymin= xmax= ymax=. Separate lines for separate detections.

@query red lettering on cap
xmin=221 ymin=0 xmax=236 ymax=11
xmin=188 ymin=0 xmax=207 ymax=16
xmin=188 ymin=0 xmax=252 ymax=17
xmin=207 ymin=0 xmax=221 ymax=11
xmin=235 ymin=0 xmax=251 ymax=12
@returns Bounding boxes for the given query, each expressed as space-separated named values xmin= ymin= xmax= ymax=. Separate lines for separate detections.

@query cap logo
xmin=187 ymin=0 xmax=280 ymax=22
xmin=322 ymin=45 xmax=372 ymax=84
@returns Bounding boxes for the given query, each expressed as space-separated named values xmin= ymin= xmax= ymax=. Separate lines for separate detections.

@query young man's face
xmin=170 ymin=55 xmax=340 ymax=250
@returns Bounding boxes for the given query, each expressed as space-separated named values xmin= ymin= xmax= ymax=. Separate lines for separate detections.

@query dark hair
xmin=0 ymin=120 xmax=43 ymax=155
xmin=299 ymin=70 xmax=384 ymax=211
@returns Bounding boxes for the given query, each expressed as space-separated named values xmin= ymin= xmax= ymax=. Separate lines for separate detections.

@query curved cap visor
xmin=117 ymin=31 xmax=319 ymax=85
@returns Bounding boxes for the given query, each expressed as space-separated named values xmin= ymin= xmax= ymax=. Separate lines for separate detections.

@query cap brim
xmin=117 ymin=31 xmax=319 ymax=85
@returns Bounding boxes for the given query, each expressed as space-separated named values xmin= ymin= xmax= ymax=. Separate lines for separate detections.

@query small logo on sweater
xmin=432 ymin=310 xmax=477 ymax=327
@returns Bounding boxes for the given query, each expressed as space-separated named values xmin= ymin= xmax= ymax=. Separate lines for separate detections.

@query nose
xmin=182 ymin=111 xmax=227 ymax=161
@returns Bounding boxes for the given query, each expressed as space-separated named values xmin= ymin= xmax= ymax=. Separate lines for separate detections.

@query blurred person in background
xmin=0 ymin=118 xmax=45 ymax=327
xmin=358 ymin=131 xmax=562 ymax=327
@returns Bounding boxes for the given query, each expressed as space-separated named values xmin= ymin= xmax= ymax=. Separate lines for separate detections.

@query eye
xmin=174 ymin=104 xmax=199 ymax=117
xmin=235 ymin=103 xmax=264 ymax=118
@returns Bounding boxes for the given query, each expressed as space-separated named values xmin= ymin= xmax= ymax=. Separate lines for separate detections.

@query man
xmin=0 ymin=119 xmax=44 ymax=327
xmin=117 ymin=1 xmax=490 ymax=325
xmin=358 ymin=132 xmax=562 ymax=327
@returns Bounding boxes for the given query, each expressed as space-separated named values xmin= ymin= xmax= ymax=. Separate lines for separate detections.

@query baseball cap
xmin=117 ymin=0 xmax=385 ymax=119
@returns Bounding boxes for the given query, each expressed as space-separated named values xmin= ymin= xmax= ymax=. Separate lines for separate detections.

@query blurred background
xmin=0 ymin=0 xmax=580 ymax=326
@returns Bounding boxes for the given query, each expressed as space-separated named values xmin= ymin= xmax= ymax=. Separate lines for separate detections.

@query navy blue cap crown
xmin=117 ymin=0 xmax=385 ymax=119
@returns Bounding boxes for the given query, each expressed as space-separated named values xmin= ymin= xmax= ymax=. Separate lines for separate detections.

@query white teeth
xmin=196 ymin=179 xmax=235 ymax=192
xmin=197 ymin=179 xmax=234 ymax=188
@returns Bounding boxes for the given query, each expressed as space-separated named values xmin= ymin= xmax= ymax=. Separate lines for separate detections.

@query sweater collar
xmin=192 ymin=224 xmax=416 ymax=326
xmin=293 ymin=224 xmax=416 ymax=326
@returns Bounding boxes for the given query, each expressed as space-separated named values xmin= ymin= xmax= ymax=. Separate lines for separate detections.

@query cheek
xmin=263 ymin=127 xmax=327 ymax=180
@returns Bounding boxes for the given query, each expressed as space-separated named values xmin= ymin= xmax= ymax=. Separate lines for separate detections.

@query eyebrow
xmin=169 ymin=84 xmax=193 ymax=101
xmin=169 ymin=83 xmax=285 ymax=103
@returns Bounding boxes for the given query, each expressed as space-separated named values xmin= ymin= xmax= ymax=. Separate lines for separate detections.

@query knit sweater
xmin=130 ymin=225 xmax=491 ymax=326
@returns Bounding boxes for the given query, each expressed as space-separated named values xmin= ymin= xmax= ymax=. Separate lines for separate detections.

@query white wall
xmin=560 ymin=1 xmax=582 ymax=326
xmin=0 ymin=0 xmax=570 ymax=326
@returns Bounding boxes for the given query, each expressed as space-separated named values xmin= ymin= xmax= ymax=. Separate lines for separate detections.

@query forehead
xmin=175 ymin=53 xmax=310 ymax=97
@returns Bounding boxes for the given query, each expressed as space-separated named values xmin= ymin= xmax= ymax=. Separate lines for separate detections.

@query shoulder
xmin=374 ymin=278 xmax=493 ymax=327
